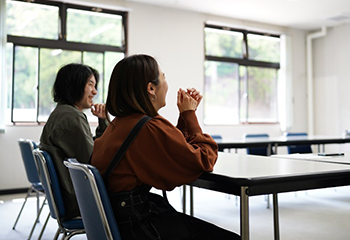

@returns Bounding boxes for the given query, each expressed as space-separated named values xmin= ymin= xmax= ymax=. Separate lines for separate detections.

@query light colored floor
xmin=1 ymin=186 xmax=350 ymax=240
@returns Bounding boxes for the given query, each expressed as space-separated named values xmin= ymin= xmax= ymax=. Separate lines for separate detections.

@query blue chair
xmin=33 ymin=149 xmax=85 ymax=240
xmin=244 ymin=133 xmax=273 ymax=156
xmin=284 ymin=132 xmax=312 ymax=196
xmin=285 ymin=132 xmax=312 ymax=154
xmin=64 ymin=159 xmax=122 ymax=240
xmin=211 ymin=135 xmax=224 ymax=152
xmin=211 ymin=135 xmax=222 ymax=141
xmin=13 ymin=139 xmax=47 ymax=240
xmin=244 ymin=134 xmax=273 ymax=207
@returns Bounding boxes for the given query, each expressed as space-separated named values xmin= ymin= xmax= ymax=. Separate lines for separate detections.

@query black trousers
xmin=109 ymin=185 xmax=241 ymax=240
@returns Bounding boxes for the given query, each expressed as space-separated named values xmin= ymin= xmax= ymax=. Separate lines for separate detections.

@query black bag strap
xmin=103 ymin=115 xmax=151 ymax=189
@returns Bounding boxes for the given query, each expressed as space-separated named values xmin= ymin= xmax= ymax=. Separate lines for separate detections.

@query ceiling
xmin=125 ymin=0 xmax=350 ymax=30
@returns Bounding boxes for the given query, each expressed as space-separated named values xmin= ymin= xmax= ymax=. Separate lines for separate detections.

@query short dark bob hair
xmin=53 ymin=63 xmax=99 ymax=105
xmin=106 ymin=54 xmax=159 ymax=120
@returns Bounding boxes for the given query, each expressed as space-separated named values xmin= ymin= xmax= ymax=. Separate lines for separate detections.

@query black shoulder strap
xmin=103 ymin=115 xmax=151 ymax=188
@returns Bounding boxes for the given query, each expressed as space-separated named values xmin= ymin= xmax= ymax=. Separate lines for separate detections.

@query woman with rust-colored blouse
xmin=91 ymin=54 xmax=240 ymax=240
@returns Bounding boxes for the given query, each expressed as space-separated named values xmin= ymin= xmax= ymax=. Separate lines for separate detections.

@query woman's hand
xmin=186 ymin=88 xmax=203 ymax=109
xmin=177 ymin=88 xmax=198 ymax=113
xmin=91 ymin=103 xmax=106 ymax=119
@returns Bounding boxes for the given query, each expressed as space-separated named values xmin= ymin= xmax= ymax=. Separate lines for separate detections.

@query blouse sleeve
xmin=175 ymin=113 xmax=187 ymax=137
xmin=94 ymin=118 xmax=108 ymax=139
xmin=127 ymin=110 xmax=218 ymax=191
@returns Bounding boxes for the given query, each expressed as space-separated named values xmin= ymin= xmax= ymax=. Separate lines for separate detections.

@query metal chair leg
xmin=54 ymin=228 xmax=61 ymax=240
xmin=37 ymin=212 xmax=50 ymax=240
xmin=61 ymin=232 xmax=67 ymax=240
xmin=36 ymin=192 xmax=40 ymax=222
xmin=27 ymin=197 xmax=46 ymax=240
xmin=12 ymin=188 xmax=31 ymax=229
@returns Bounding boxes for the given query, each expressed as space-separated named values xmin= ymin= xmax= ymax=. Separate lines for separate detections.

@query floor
xmin=1 ymin=186 xmax=350 ymax=240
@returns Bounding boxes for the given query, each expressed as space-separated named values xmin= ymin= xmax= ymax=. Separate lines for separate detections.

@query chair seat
xmin=61 ymin=218 xmax=84 ymax=230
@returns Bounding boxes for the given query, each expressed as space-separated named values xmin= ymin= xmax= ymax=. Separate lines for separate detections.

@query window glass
xmin=204 ymin=26 xmax=280 ymax=124
xmin=239 ymin=66 xmax=248 ymax=122
xmin=247 ymin=67 xmax=278 ymax=122
xmin=104 ymin=51 xmax=124 ymax=100
xmin=6 ymin=43 xmax=13 ymax=123
xmin=82 ymin=52 xmax=104 ymax=121
xmin=6 ymin=43 xmax=13 ymax=109
xmin=67 ymin=8 xmax=123 ymax=47
xmin=204 ymin=28 xmax=243 ymax=58
xmin=12 ymin=46 xmax=38 ymax=122
xmin=204 ymin=61 xmax=239 ymax=125
xmin=6 ymin=0 xmax=59 ymax=39
xmin=247 ymin=34 xmax=280 ymax=62
xmin=83 ymin=52 xmax=104 ymax=103
xmin=6 ymin=0 xmax=127 ymax=124
xmin=38 ymin=49 xmax=81 ymax=122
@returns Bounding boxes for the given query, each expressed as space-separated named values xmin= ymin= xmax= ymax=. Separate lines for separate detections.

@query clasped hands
xmin=177 ymin=88 xmax=203 ymax=113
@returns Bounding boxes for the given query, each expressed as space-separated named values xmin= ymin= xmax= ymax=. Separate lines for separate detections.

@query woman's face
xmin=152 ymin=66 xmax=168 ymax=111
xmin=76 ymin=75 xmax=97 ymax=111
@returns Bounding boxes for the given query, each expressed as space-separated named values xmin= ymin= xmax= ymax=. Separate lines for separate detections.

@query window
xmin=6 ymin=0 xmax=127 ymax=123
xmin=6 ymin=0 xmax=59 ymax=39
xmin=204 ymin=25 xmax=280 ymax=125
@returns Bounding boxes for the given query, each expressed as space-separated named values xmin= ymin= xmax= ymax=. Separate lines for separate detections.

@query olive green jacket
xmin=39 ymin=103 xmax=107 ymax=220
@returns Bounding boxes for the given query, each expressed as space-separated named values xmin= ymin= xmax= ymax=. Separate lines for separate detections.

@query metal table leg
xmin=267 ymin=144 xmax=272 ymax=156
xmin=274 ymin=143 xmax=278 ymax=154
xmin=190 ymin=185 xmax=194 ymax=216
xmin=182 ymin=185 xmax=186 ymax=213
xmin=241 ymin=186 xmax=249 ymax=240
xmin=266 ymin=144 xmax=273 ymax=209
xmin=273 ymin=193 xmax=280 ymax=240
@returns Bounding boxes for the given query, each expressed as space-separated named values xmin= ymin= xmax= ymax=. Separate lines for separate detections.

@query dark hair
xmin=53 ymin=63 xmax=99 ymax=105
xmin=106 ymin=54 xmax=160 ymax=120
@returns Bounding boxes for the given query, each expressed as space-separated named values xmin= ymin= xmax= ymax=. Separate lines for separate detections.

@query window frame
xmin=204 ymin=24 xmax=280 ymax=125
xmin=7 ymin=0 xmax=128 ymax=124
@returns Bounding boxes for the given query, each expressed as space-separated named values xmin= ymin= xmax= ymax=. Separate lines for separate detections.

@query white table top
xmin=215 ymin=135 xmax=350 ymax=147
xmin=213 ymin=152 xmax=350 ymax=179
xmin=272 ymin=152 xmax=350 ymax=165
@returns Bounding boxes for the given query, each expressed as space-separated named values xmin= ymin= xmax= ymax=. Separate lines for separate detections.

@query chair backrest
xmin=284 ymin=132 xmax=312 ymax=154
xmin=244 ymin=133 xmax=272 ymax=156
xmin=211 ymin=135 xmax=222 ymax=141
xmin=211 ymin=135 xmax=223 ymax=151
xmin=64 ymin=159 xmax=122 ymax=240
xmin=33 ymin=149 xmax=66 ymax=220
xmin=18 ymin=139 xmax=39 ymax=184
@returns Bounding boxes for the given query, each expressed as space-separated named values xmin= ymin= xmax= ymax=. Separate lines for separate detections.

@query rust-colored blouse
xmin=91 ymin=110 xmax=218 ymax=193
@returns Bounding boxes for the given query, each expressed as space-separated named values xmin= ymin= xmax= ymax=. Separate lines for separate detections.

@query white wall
xmin=313 ymin=23 xmax=350 ymax=152
xmin=0 ymin=126 xmax=42 ymax=189
xmin=0 ymin=1 xmax=307 ymax=190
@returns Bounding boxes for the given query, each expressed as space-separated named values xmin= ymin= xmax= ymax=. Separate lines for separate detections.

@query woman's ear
xmin=147 ymin=82 xmax=155 ymax=96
